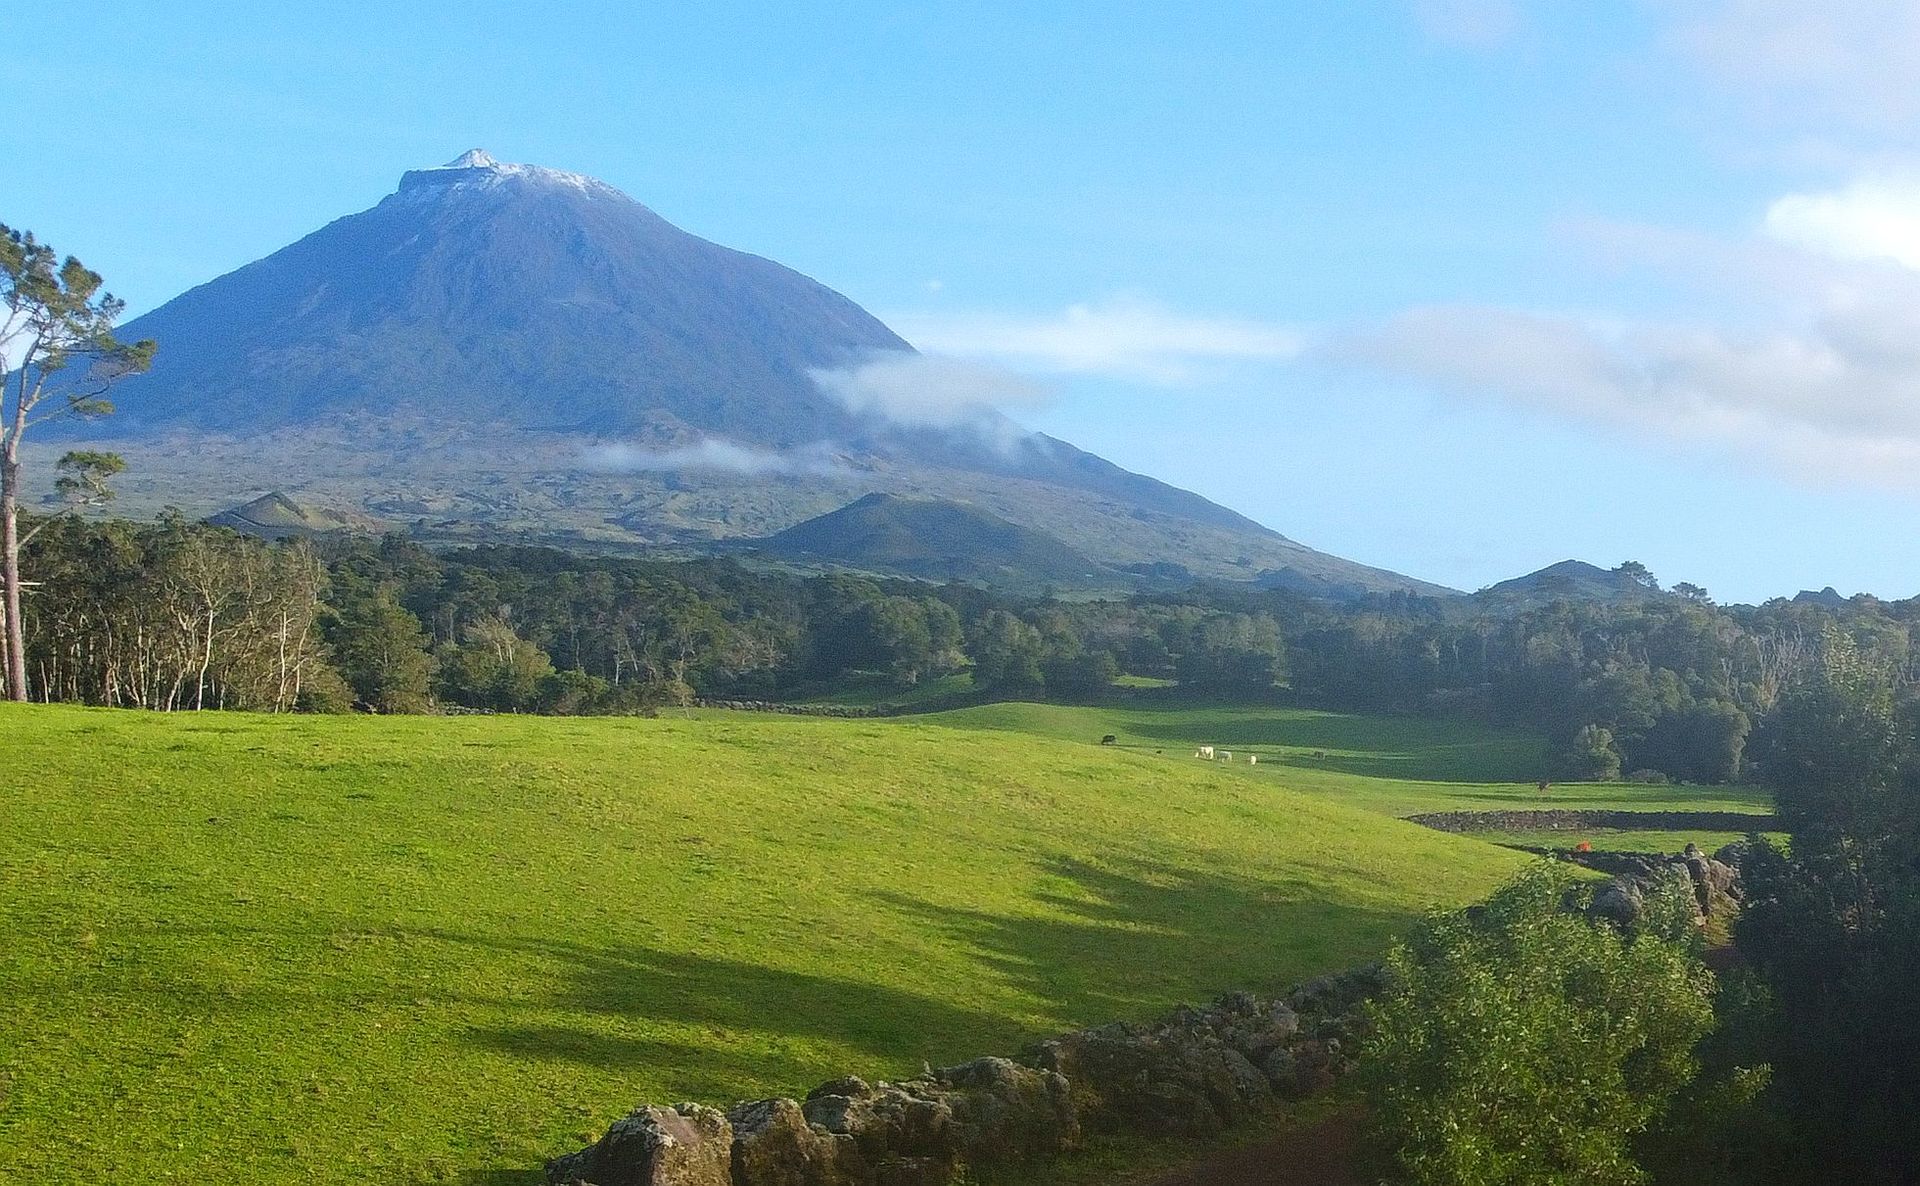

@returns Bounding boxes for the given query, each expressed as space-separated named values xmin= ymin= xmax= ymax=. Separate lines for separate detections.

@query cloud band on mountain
xmin=887 ymin=297 xmax=1302 ymax=385
xmin=810 ymin=353 xmax=1051 ymax=429
xmin=579 ymin=439 xmax=844 ymax=476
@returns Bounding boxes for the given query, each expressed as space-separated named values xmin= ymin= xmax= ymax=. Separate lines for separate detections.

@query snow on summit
xmin=398 ymin=149 xmax=613 ymax=197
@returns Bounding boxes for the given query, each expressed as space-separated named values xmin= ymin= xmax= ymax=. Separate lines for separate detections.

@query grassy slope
xmin=0 ymin=704 xmax=1527 ymax=1185
xmin=925 ymin=702 xmax=1774 ymax=818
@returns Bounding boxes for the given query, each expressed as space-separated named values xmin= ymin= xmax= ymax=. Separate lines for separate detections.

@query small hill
xmin=754 ymin=492 xmax=1109 ymax=586
xmin=1475 ymin=560 xmax=1665 ymax=609
xmin=1790 ymin=586 xmax=1851 ymax=608
xmin=206 ymin=492 xmax=377 ymax=539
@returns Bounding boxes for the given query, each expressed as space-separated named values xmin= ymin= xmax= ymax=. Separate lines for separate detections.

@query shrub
xmin=1626 ymin=768 xmax=1670 ymax=785
xmin=1362 ymin=863 xmax=1715 ymax=1186
xmin=1558 ymin=724 xmax=1623 ymax=781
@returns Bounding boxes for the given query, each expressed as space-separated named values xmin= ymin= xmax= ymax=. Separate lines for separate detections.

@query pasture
xmin=924 ymin=702 xmax=1774 ymax=820
xmin=0 ymin=702 xmax=1529 ymax=1185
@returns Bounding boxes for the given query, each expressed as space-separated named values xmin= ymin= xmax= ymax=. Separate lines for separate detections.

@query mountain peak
xmin=443 ymin=148 xmax=499 ymax=169
xmin=396 ymin=150 xmax=616 ymax=198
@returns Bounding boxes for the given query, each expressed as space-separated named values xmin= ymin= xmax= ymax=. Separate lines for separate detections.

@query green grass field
xmin=0 ymin=702 xmax=1534 ymax=1185
xmin=922 ymin=702 xmax=1774 ymax=818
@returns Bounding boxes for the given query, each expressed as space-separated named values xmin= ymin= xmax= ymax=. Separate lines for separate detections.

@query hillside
xmin=0 ymin=702 xmax=1526 ymax=1184
xmin=31 ymin=150 xmax=1448 ymax=595
xmin=753 ymin=492 xmax=1109 ymax=586
xmin=206 ymin=492 xmax=375 ymax=539
xmin=1474 ymin=560 xmax=1664 ymax=609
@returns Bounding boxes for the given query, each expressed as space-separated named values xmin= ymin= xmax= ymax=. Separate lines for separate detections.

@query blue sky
xmin=12 ymin=1 xmax=1920 ymax=601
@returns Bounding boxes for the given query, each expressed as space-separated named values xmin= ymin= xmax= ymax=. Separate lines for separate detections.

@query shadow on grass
xmin=875 ymin=856 xmax=1415 ymax=1028
xmin=450 ymin=859 xmax=1417 ymax=1099
xmin=462 ymin=939 xmax=1016 ymax=1099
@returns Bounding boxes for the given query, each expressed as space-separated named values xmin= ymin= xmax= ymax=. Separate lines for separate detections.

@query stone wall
xmin=1579 ymin=842 xmax=1745 ymax=929
xmin=1408 ymin=808 xmax=1773 ymax=834
xmin=694 ymin=699 xmax=898 ymax=718
xmin=545 ymin=967 xmax=1382 ymax=1186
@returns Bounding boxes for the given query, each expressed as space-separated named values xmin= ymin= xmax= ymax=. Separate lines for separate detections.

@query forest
xmin=8 ymin=512 xmax=1917 ymax=788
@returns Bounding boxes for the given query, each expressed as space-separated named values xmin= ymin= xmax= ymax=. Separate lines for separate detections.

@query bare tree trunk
xmin=2 ymin=437 xmax=26 ymax=702
xmin=195 ymin=607 xmax=216 ymax=710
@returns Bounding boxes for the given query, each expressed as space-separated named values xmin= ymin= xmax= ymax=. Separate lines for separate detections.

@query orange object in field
xmin=1574 ymin=841 xmax=1593 ymax=853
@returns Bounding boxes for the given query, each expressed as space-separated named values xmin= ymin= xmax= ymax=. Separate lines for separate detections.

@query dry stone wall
xmin=1408 ymin=808 xmax=1773 ymax=834
xmin=546 ymin=967 xmax=1381 ymax=1186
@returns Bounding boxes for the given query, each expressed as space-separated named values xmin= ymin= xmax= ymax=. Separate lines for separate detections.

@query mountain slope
xmin=43 ymin=151 xmax=1449 ymax=595
xmin=96 ymin=150 xmax=905 ymax=444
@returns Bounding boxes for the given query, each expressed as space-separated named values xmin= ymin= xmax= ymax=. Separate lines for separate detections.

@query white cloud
xmin=1412 ymin=0 xmax=1521 ymax=49
xmin=1765 ymin=177 xmax=1920 ymax=269
xmin=810 ymin=352 xmax=1051 ymax=430
xmin=580 ymin=438 xmax=843 ymax=476
xmin=1664 ymin=0 xmax=1920 ymax=128
xmin=887 ymin=297 xmax=1302 ymax=385
xmin=1339 ymin=289 xmax=1920 ymax=489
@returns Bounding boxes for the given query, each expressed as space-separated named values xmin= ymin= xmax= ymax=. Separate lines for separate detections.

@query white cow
xmin=1248 ymin=754 xmax=1259 ymax=765
xmin=1197 ymin=745 xmax=1216 ymax=759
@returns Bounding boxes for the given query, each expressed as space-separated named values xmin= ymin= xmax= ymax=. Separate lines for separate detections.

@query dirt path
xmin=1144 ymin=1106 xmax=1366 ymax=1186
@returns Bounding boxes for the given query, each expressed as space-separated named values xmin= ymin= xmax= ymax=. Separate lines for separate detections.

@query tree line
xmin=3 ymin=520 xmax=1293 ymax=716
xmin=14 ymin=515 xmax=1920 ymax=786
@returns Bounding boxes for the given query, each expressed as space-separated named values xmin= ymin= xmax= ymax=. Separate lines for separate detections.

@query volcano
xmin=50 ymin=151 xmax=1449 ymax=595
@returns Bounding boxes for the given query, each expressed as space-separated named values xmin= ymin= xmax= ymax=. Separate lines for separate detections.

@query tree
xmin=1615 ymin=560 xmax=1659 ymax=591
xmin=1172 ymin=612 xmax=1286 ymax=696
xmin=435 ymin=614 xmax=554 ymax=710
xmin=969 ymin=609 xmax=1044 ymax=692
xmin=1733 ymin=630 xmax=1920 ymax=1180
xmin=1363 ymin=864 xmax=1715 ymax=1186
xmin=1559 ymin=723 xmax=1623 ymax=781
xmin=1 ymin=225 xmax=153 ymax=700
xmin=1635 ymin=700 xmax=1750 ymax=784
xmin=326 ymin=583 xmax=434 ymax=712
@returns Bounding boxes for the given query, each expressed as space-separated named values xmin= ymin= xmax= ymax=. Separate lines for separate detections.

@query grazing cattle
xmin=1221 ymin=751 xmax=1232 ymax=761
xmin=1248 ymin=754 xmax=1258 ymax=765
xmin=1197 ymin=746 xmax=1216 ymax=759
xmin=1100 ymin=734 xmax=1118 ymax=746
xmin=1537 ymin=780 xmax=1552 ymax=795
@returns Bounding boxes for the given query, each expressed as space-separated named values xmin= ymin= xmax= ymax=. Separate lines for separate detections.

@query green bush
xmin=1362 ymin=863 xmax=1715 ymax=1185
xmin=1558 ymin=724 xmax=1624 ymax=781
